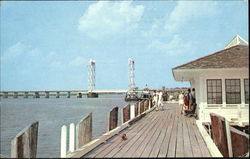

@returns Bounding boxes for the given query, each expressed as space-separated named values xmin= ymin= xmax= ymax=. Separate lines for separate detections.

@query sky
xmin=0 ymin=0 xmax=248 ymax=91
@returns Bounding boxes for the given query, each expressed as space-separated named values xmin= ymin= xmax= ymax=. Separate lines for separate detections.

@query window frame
xmin=206 ymin=79 xmax=222 ymax=104
xmin=244 ymin=79 xmax=249 ymax=104
xmin=225 ymin=79 xmax=241 ymax=104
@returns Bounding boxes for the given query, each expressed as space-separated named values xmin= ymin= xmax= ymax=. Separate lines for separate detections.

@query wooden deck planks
xmin=191 ymin=120 xmax=211 ymax=157
xmin=157 ymin=111 xmax=175 ymax=157
xmin=118 ymin=112 xmax=164 ymax=157
xmin=104 ymin=111 xmax=161 ymax=158
xmin=148 ymin=111 xmax=171 ymax=157
xmin=140 ymin=110 xmax=171 ymax=157
xmin=119 ymin=110 xmax=166 ymax=157
xmin=186 ymin=117 xmax=203 ymax=157
xmin=182 ymin=116 xmax=193 ymax=157
xmin=166 ymin=112 xmax=179 ymax=157
xmin=84 ymin=112 xmax=156 ymax=158
xmin=175 ymin=115 xmax=184 ymax=157
xmin=81 ymin=103 xmax=212 ymax=158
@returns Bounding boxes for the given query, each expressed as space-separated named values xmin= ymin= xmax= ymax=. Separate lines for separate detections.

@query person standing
xmin=191 ymin=88 xmax=197 ymax=117
xmin=158 ymin=91 xmax=164 ymax=110
xmin=178 ymin=91 xmax=184 ymax=114
xmin=187 ymin=88 xmax=193 ymax=111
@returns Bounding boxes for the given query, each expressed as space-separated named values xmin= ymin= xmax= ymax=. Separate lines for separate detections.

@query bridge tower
xmin=128 ymin=58 xmax=136 ymax=90
xmin=87 ymin=59 xmax=98 ymax=98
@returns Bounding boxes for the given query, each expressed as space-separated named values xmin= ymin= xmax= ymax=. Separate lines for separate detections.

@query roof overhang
xmin=172 ymin=69 xmax=197 ymax=81
xmin=172 ymin=68 xmax=249 ymax=82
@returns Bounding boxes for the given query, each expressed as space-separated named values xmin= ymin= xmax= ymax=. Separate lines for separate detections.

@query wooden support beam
xmin=76 ymin=113 xmax=92 ymax=149
xmin=108 ymin=107 xmax=118 ymax=131
xmin=11 ymin=121 xmax=39 ymax=158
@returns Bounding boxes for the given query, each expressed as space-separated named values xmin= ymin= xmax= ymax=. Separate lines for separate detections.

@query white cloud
xmin=68 ymin=56 xmax=86 ymax=67
xmin=164 ymin=1 xmax=217 ymax=33
xmin=78 ymin=1 xmax=144 ymax=38
xmin=148 ymin=34 xmax=193 ymax=56
xmin=1 ymin=42 xmax=29 ymax=61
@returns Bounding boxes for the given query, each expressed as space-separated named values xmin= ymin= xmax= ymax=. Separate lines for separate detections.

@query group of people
xmin=153 ymin=90 xmax=164 ymax=111
xmin=178 ymin=88 xmax=197 ymax=118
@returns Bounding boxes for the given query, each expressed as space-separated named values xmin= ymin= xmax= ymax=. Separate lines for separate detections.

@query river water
xmin=0 ymin=94 xmax=129 ymax=157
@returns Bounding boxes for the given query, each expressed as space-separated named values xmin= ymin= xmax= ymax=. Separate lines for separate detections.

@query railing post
xmin=108 ymin=107 xmax=118 ymax=131
xmin=135 ymin=102 xmax=139 ymax=117
xmin=130 ymin=104 xmax=135 ymax=119
xmin=140 ymin=100 xmax=144 ymax=114
xmin=225 ymin=120 xmax=233 ymax=157
xmin=76 ymin=113 xmax=92 ymax=149
xmin=60 ymin=125 xmax=67 ymax=158
xmin=123 ymin=104 xmax=130 ymax=123
xmin=69 ymin=123 xmax=75 ymax=152
xmin=210 ymin=113 xmax=229 ymax=157
xmin=11 ymin=121 xmax=39 ymax=158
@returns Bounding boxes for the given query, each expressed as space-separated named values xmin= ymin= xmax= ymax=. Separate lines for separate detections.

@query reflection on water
xmin=0 ymin=94 xmax=128 ymax=157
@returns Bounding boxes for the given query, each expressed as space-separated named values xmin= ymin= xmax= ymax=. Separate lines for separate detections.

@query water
xmin=0 ymin=94 xmax=129 ymax=157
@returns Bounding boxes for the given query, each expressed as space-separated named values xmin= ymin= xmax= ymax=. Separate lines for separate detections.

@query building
xmin=172 ymin=35 xmax=249 ymax=126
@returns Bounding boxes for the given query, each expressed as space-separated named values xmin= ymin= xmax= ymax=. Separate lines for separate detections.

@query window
xmin=244 ymin=79 xmax=249 ymax=104
xmin=207 ymin=79 xmax=222 ymax=104
xmin=225 ymin=79 xmax=241 ymax=104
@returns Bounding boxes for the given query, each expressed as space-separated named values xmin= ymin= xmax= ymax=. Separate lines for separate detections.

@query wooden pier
xmin=69 ymin=103 xmax=212 ymax=158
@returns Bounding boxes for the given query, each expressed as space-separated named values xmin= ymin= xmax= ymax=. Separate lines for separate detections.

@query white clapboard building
xmin=172 ymin=35 xmax=249 ymax=126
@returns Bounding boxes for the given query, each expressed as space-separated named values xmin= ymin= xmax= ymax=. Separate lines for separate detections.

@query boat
xmin=139 ymin=90 xmax=151 ymax=100
xmin=124 ymin=91 xmax=140 ymax=102
xmin=87 ymin=92 xmax=98 ymax=98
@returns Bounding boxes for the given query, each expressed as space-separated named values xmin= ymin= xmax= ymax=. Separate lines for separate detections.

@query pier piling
xmin=33 ymin=92 xmax=40 ymax=98
xmin=45 ymin=92 xmax=49 ymax=98
xmin=24 ymin=92 xmax=28 ymax=98
xmin=13 ymin=92 xmax=18 ymax=98
xmin=67 ymin=92 xmax=71 ymax=98
xmin=3 ymin=92 xmax=8 ymax=98
xmin=56 ymin=92 xmax=60 ymax=98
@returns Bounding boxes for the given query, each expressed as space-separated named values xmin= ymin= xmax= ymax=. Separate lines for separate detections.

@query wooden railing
xmin=65 ymin=97 xmax=156 ymax=158
xmin=210 ymin=113 xmax=249 ymax=157
xmin=4 ymin=97 xmax=156 ymax=158
xmin=10 ymin=121 xmax=39 ymax=158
